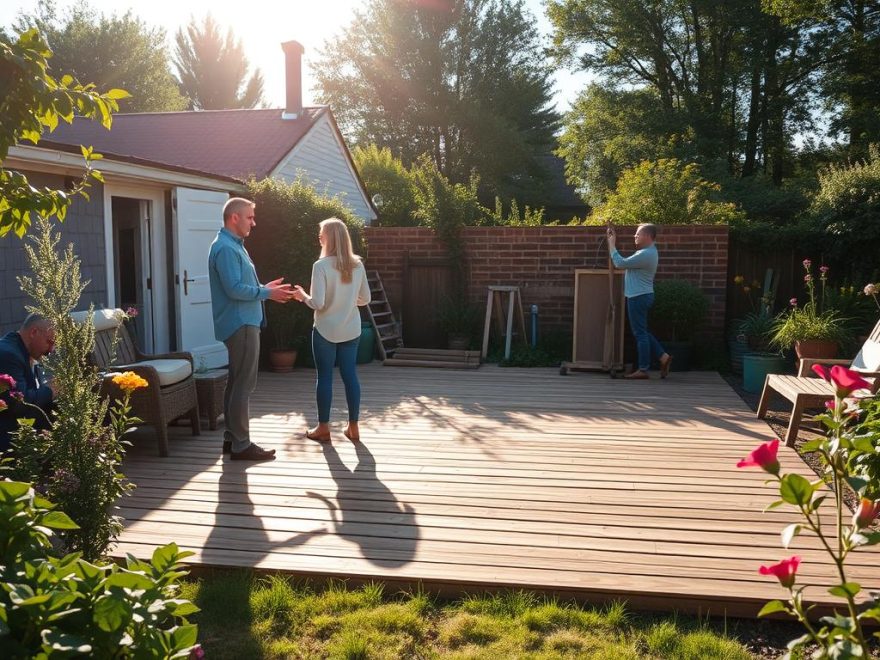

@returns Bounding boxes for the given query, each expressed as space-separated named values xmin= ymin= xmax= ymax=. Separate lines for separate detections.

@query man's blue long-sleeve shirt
xmin=208 ymin=228 xmax=269 ymax=342
xmin=610 ymin=244 xmax=659 ymax=298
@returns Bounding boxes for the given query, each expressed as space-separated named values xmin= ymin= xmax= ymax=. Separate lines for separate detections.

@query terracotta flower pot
xmin=794 ymin=339 xmax=837 ymax=360
xmin=268 ymin=349 xmax=297 ymax=373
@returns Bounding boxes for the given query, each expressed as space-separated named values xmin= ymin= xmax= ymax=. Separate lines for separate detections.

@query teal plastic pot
xmin=742 ymin=353 xmax=786 ymax=393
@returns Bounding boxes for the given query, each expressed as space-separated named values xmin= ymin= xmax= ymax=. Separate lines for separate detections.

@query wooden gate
xmin=402 ymin=257 xmax=453 ymax=349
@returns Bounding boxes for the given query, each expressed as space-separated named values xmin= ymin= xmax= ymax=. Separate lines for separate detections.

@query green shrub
xmin=587 ymin=158 xmax=746 ymax=226
xmin=0 ymin=481 xmax=200 ymax=658
xmin=352 ymin=144 xmax=418 ymax=227
xmin=245 ymin=177 xmax=363 ymax=353
xmin=12 ymin=217 xmax=134 ymax=560
xmin=809 ymin=144 xmax=880 ymax=266
xmin=651 ymin=280 xmax=710 ymax=342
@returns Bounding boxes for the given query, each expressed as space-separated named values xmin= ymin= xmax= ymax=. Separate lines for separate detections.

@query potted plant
xmin=650 ymin=280 xmax=709 ymax=371
xmin=771 ymin=260 xmax=850 ymax=359
xmin=437 ymin=297 xmax=481 ymax=350
xmin=266 ymin=309 xmax=302 ymax=373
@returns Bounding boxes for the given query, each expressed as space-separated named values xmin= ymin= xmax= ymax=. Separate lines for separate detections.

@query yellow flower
xmin=733 ymin=275 xmax=745 ymax=285
xmin=112 ymin=371 xmax=148 ymax=394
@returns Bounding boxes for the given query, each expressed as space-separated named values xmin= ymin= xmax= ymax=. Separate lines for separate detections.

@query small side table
xmin=193 ymin=369 xmax=228 ymax=430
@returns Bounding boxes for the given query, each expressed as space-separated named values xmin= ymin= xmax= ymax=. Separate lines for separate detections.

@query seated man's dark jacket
xmin=0 ymin=331 xmax=53 ymax=451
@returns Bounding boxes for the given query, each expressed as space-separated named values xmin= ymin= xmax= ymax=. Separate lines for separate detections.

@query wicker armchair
xmin=72 ymin=309 xmax=200 ymax=456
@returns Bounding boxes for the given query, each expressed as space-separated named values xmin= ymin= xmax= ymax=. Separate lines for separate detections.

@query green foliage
xmin=410 ymin=154 xmax=486 ymax=289
xmin=808 ymin=145 xmax=880 ymax=266
xmin=651 ymin=280 xmax=710 ymax=342
xmin=245 ymin=177 xmax=362 ymax=351
xmin=314 ymin=0 xmax=558 ymax=201
xmin=771 ymin=261 xmax=851 ymax=347
xmin=739 ymin=311 xmax=777 ymax=352
xmin=436 ymin=298 xmax=482 ymax=337
xmin=556 ymin=84 xmax=694 ymax=206
xmin=173 ymin=14 xmax=264 ymax=110
xmin=486 ymin=197 xmax=545 ymax=227
xmin=587 ymin=159 xmax=746 ymax=226
xmin=16 ymin=1 xmax=186 ymax=113
xmin=352 ymin=144 xmax=418 ymax=227
xmin=742 ymin=368 xmax=880 ymax=656
xmin=0 ymin=28 xmax=126 ymax=237
xmin=10 ymin=217 xmax=134 ymax=560
xmin=0 ymin=481 xmax=200 ymax=658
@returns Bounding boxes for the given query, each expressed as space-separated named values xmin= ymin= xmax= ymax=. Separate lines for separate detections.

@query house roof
xmin=45 ymin=107 xmax=327 ymax=182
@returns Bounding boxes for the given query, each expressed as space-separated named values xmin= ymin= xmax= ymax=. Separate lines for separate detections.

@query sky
xmin=1 ymin=0 xmax=590 ymax=114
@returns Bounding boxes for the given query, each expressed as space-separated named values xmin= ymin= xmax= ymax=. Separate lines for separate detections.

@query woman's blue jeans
xmin=312 ymin=328 xmax=361 ymax=423
xmin=626 ymin=293 xmax=666 ymax=372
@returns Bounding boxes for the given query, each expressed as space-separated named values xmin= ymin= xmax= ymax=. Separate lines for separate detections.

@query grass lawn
xmin=180 ymin=571 xmax=763 ymax=659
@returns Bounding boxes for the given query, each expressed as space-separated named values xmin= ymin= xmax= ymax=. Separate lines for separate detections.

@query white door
xmin=173 ymin=187 xmax=229 ymax=368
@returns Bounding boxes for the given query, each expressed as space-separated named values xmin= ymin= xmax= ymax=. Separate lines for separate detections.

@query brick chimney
xmin=281 ymin=40 xmax=305 ymax=119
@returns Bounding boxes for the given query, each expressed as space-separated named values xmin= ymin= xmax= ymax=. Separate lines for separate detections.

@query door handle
xmin=183 ymin=269 xmax=196 ymax=296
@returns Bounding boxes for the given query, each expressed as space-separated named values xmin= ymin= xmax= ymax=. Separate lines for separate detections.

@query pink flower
xmin=737 ymin=438 xmax=780 ymax=475
xmin=802 ymin=259 xmax=812 ymax=269
xmin=804 ymin=274 xmax=812 ymax=283
xmin=189 ymin=645 xmax=205 ymax=660
xmin=125 ymin=306 xmax=139 ymax=319
xmin=0 ymin=374 xmax=15 ymax=394
xmin=0 ymin=399 xmax=7 ymax=413
xmin=813 ymin=364 xmax=872 ymax=397
xmin=789 ymin=297 xmax=798 ymax=307
xmin=825 ymin=399 xmax=835 ymax=410
xmin=759 ymin=556 xmax=801 ymax=589
xmin=10 ymin=391 xmax=24 ymax=403
xmin=854 ymin=498 xmax=880 ymax=529
xmin=819 ymin=265 xmax=829 ymax=274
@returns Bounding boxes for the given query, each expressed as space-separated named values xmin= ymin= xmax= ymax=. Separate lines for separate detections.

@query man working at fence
xmin=209 ymin=197 xmax=295 ymax=461
xmin=0 ymin=313 xmax=57 ymax=452
xmin=606 ymin=223 xmax=673 ymax=380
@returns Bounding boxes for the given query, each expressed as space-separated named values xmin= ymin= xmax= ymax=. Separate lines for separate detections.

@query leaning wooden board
xmin=561 ymin=268 xmax=626 ymax=375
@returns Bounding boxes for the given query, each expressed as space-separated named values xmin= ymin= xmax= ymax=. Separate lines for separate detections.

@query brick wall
xmin=363 ymin=225 xmax=729 ymax=341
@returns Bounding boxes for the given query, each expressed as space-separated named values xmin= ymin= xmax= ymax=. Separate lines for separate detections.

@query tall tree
xmin=173 ymin=15 xmax=264 ymax=110
xmin=16 ymin=0 xmax=186 ymax=113
xmin=549 ymin=0 xmax=821 ymax=195
xmin=314 ymin=0 xmax=558 ymax=202
xmin=764 ymin=0 xmax=880 ymax=157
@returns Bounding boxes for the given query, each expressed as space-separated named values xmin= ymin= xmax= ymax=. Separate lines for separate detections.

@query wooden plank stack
xmin=384 ymin=347 xmax=481 ymax=369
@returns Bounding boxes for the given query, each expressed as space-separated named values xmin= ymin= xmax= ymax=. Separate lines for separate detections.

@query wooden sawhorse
xmin=481 ymin=286 xmax=527 ymax=360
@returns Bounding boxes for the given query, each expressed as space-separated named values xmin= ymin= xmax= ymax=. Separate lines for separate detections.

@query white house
xmin=1 ymin=41 xmax=376 ymax=368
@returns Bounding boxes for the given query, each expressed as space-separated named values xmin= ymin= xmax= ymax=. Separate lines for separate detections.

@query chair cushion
xmin=119 ymin=359 xmax=192 ymax=387
xmin=852 ymin=340 xmax=880 ymax=374
xmin=71 ymin=308 xmax=124 ymax=331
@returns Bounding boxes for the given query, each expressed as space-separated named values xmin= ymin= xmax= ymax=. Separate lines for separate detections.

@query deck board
xmin=113 ymin=365 xmax=879 ymax=617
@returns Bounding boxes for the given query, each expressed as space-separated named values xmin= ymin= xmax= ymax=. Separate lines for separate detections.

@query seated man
xmin=0 ymin=313 xmax=57 ymax=452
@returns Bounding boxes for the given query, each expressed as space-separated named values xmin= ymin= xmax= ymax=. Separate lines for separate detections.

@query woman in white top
xmin=293 ymin=218 xmax=371 ymax=442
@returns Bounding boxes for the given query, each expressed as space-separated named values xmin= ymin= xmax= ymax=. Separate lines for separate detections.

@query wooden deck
xmin=114 ymin=365 xmax=879 ymax=618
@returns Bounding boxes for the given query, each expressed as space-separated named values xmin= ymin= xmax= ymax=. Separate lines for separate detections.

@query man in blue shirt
xmin=209 ymin=197 xmax=295 ymax=461
xmin=607 ymin=223 xmax=672 ymax=380
xmin=0 ymin=313 xmax=57 ymax=452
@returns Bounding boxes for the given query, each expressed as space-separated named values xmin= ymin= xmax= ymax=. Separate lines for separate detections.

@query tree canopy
xmin=173 ymin=14 xmax=265 ymax=110
xmin=16 ymin=0 xmax=185 ymax=113
xmin=0 ymin=28 xmax=125 ymax=237
xmin=314 ymin=0 xmax=559 ymax=203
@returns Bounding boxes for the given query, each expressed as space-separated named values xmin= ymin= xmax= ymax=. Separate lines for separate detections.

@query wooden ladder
xmin=366 ymin=270 xmax=403 ymax=360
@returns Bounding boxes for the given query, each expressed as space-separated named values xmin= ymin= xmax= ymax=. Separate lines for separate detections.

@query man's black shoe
xmin=222 ymin=440 xmax=232 ymax=454
xmin=230 ymin=443 xmax=276 ymax=461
